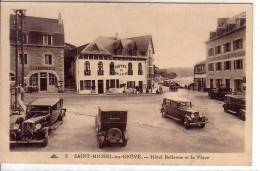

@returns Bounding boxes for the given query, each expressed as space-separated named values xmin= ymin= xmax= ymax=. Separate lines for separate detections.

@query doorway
xmin=40 ymin=78 xmax=47 ymax=91
xmin=98 ymin=80 xmax=104 ymax=94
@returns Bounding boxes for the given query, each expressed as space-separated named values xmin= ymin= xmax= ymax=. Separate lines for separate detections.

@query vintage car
xmin=10 ymin=98 xmax=66 ymax=147
xmin=169 ymin=85 xmax=178 ymax=92
xmin=160 ymin=97 xmax=208 ymax=129
xmin=223 ymin=94 xmax=246 ymax=121
xmin=95 ymin=108 xmax=128 ymax=148
xmin=208 ymin=87 xmax=232 ymax=100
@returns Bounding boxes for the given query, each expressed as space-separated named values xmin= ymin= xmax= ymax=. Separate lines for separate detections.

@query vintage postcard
xmin=0 ymin=2 xmax=253 ymax=165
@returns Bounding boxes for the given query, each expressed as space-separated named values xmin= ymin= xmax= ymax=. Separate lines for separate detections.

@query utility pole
xmin=13 ymin=9 xmax=26 ymax=110
xmin=14 ymin=10 xmax=19 ymax=109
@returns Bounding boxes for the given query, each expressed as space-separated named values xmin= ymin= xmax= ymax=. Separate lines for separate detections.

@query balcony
xmin=110 ymin=70 xmax=116 ymax=75
xmin=84 ymin=70 xmax=91 ymax=76
xmin=128 ymin=70 xmax=133 ymax=75
xmin=97 ymin=70 xmax=104 ymax=75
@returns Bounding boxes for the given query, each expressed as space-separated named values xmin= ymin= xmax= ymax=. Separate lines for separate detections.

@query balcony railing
xmin=84 ymin=70 xmax=91 ymax=76
xmin=97 ymin=70 xmax=104 ymax=75
xmin=128 ymin=70 xmax=133 ymax=75
xmin=110 ymin=70 xmax=116 ymax=75
xmin=138 ymin=70 xmax=143 ymax=75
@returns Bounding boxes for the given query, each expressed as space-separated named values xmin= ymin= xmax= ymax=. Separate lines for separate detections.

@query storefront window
xmin=49 ymin=73 xmax=57 ymax=85
xmin=30 ymin=73 xmax=38 ymax=86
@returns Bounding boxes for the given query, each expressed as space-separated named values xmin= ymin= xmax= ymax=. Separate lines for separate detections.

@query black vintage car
xmin=208 ymin=87 xmax=232 ymax=100
xmin=160 ymin=97 xmax=208 ymax=129
xmin=95 ymin=108 xmax=128 ymax=148
xmin=169 ymin=85 xmax=178 ymax=92
xmin=223 ymin=95 xmax=246 ymax=121
xmin=10 ymin=98 xmax=66 ymax=147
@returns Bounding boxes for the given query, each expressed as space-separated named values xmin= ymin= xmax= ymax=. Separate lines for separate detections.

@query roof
xmin=225 ymin=94 xmax=245 ymax=99
xmin=163 ymin=96 xmax=190 ymax=102
xmin=10 ymin=14 xmax=64 ymax=34
xmin=76 ymin=34 xmax=154 ymax=57
xmin=30 ymin=98 xmax=61 ymax=106
xmin=99 ymin=107 xmax=127 ymax=112
xmin=195 ymin=60 xmax=206 ymax=65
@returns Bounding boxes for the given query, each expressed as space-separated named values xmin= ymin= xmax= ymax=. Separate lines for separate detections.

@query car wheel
xmin=184 ymin=118 xmax=190 ymax=129
xmin=161 ymin=110 xmax=166 ymax=118
xmin=42 ymin=130 xmax=49 ymax=147
xmin=200 ymin=123 xmax=205 ymax=128
xmin=58 ymin=113 xmax=64 ymax=122
xmin=122 ymin=139 xmax=128 ymax=147
xmin=240 ymin=114 xmax=246 ymax=121
xmin=98 ymin=139 xmax=104 ymax=148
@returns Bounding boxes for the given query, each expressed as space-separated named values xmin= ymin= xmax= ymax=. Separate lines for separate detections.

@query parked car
xmin=208 ymin=87 xmax=232 ymax=100
xmin=10 ymin=98 xmax=66 ymax=147
xmin=169 ymin=85 xmax=178 ymax=91
xmin=223 ymin=94 xmax=246 ymax=121
xmin=95 ymin=108 xmax=128 ymax=148
xmin=160 ymin=97 xmax=208 ymax=129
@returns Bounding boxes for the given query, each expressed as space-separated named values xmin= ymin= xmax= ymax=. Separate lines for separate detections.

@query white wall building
xmin=73 ymin=35 xmax=155 ymax=94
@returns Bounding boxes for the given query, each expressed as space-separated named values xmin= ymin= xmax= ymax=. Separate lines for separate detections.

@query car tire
xmin=161 ymin=110 xmax=166 ymax=118
xmin=200 ymin=123 xmax=205 ymax=128
xmin=42 ymin=129 xmax=49 ymax=147
xmin=240 ymin=113 xmax=246 ymax=121
xmin=184 ymin=118 xmax=190 ymax=129
xmin=122 ymin=139 xmax=128 ymax=147
xmin=98 ymin=140 xmax=104 ymax=148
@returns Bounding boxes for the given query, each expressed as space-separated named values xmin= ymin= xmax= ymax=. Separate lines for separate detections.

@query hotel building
xmin=205 ymin=12 xmax=246 ymax=93
xmin=72 ymin=35 xmax=155 ymax=94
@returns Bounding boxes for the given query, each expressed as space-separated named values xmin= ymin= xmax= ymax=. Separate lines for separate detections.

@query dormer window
xmin=43 ymin=35 xmax=53 ymax=45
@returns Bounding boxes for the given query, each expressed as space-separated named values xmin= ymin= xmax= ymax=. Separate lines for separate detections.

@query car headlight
xmin=35 ymin=123 xmax=41 ymax=130
xmin=191 ymin=114 xmax=195 ymax=118
xmin=199 ymin=113 xmax=203 ymax=117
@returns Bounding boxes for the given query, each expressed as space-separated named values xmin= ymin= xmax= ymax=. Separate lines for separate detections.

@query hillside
xmin=160 ymin=67 xmax=193 ymax=78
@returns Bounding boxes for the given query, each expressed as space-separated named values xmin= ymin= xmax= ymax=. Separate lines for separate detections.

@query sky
xmin=3 ymin=2 xmax=251 ymax=68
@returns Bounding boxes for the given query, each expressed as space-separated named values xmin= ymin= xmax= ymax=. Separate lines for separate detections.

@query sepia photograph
xmin=0 ymin=1 xmax=253 ymax=165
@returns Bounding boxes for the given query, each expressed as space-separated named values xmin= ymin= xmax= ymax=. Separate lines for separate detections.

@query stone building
xmin=205 ymin=12 xmax=246 ymax=93
xmin=10 ymin=14 xmax=65 ymax=92
xmin=194 ymin=60 xmax=206 ymax=91
xmin=71 ymin=35 xmax=155 ymax=94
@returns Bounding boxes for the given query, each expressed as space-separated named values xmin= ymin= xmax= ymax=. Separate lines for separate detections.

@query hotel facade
xmin=72 ymin=35 xmax=155 ymax=94
xmin=205 ymin=12 xmax=246 ymax=93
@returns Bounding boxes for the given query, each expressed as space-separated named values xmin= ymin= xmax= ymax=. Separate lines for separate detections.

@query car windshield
xmin=178 ymin=102 xmax=191 ymax=107
xmin=28 ymin=106 xmax=50 ymax=112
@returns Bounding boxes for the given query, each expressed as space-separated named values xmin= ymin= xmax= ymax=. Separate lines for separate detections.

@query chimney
xmin=58 ymin=12 xmax=63 ymax=24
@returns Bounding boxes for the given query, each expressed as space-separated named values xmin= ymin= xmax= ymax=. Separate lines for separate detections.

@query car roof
xmin=99 ymin=107 xmax=127 ymax=112
xmin=30 ymin=98 xmax=61 ymax=106
xmin=225 ymin=94 xmax=245 ymax=99
xmin=163 ymin=96 xmax=190 ymax=102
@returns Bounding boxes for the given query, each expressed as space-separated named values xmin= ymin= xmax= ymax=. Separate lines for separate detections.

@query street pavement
xmin=12 ymin=89 xmax=245 ymax=153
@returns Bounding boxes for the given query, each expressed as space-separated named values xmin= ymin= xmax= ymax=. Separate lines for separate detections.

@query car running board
xmin=167 ymin=115 xmax=182 ymax=121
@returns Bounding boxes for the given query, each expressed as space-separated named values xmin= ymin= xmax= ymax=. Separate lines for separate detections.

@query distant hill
xmin=160 ymin=67 xmax=193 ymax=78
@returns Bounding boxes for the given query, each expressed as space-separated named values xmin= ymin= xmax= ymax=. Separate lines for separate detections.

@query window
xmin=208 ymin=48 xmax=214 ymax=57
xmin=110 ymin=79 xmax=115 ymax=88
xmin=224 ymin=61 xmax=231 ymax=70
xmin=49 ymin=73 xmax=57 ymax=85
xmin=208 ymin=63 xmax=214 ymax=71
xmin=23 ymin=33 xmax=28 ymax=44
xmin=116 ymin=79 xmax=119 ymax=88
xmin=138 ymin=63 xmax=143 ymax=75
xmin=234 ymin=59 xmax=243 ymax=70
xmin=45 ymin=54 xmax=52 ymax=65
xmin=29 ymin=73 xmax=38 ymax=86
xmin=225 ymin=79 xmax=230 ymax=89
xmin=84 ymin=61 xmax=91 ymax=75
xmin=84 ymin=80 xmax=92 ymax=90
xmin=9 ymin=73 xmax=15 ymax=81
xmin=97 ymin=62 xmax=104 ymax=75
xmin=216 ymin=79 xmax=222 ymax=88
xmin=233 ymin=39 xmax=243 ymax=50
xmin=210 ymin=79 xmax=214 ymax=88
xmin=127 ymin=81 xmax=135 ymax=88
xmin=43 ymin=35 xmax=53 ymax=45
xmin=80 ymin=80 xmax=84 ymax=90
xmin=223 ymin=42 xmax=231 ymax=53
xmin=216 ymin=62 xmax=222 ymax=71
xmin=128 ymin=63 xmax=133 ymax=75
xmin=215 ymin=45 xmax=222 ymax=55
xmin=110 ymin=62 xmax=115 ymax=75
xmin=234 ymin=79 xmax=242 ymax=92
xmin=19 ymin=54 xmax=28 ymax=64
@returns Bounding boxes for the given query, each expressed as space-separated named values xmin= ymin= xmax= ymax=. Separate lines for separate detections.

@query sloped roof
xmin=129 ymin=35 xmax=154 ymax=54
xmin=80 ymin=42 xmax=111 ymax=55
xmin=10 ymin=14 xmax=64 ymax=34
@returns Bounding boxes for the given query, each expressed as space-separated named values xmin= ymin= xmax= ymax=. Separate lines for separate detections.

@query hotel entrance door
xmin=98 ymin=80 xmax=104 ymax=94
xmin=40 ymin=78 xmax=47 ymax=91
